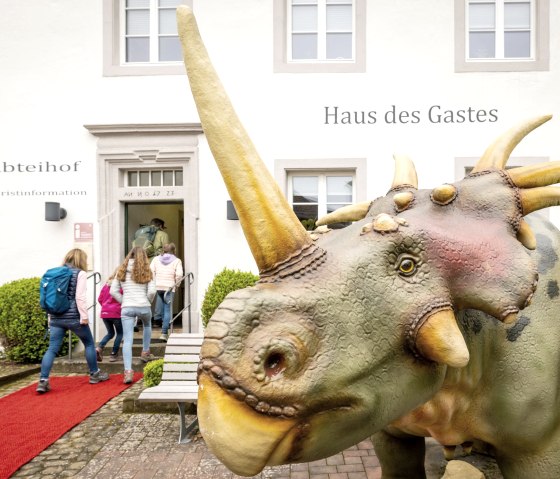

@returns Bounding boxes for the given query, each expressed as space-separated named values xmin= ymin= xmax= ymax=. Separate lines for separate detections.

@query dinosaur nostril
xmin=264 ymin=352 xmax=286 ymax=378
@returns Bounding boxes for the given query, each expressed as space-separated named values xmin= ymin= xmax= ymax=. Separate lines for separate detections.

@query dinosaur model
xmin=177 ymin=7 xmax=560 ymax=478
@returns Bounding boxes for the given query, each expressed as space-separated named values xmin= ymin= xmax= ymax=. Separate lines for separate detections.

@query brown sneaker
xmin=140 ymin=351 xmax=156 ymax=363
xmin=124 ymin=370 xmax=134 ymax=384
xmin=109 ymin=352 xmax=118 ymax=362
xmin=96 ymin=347 xmax=103 ymax=362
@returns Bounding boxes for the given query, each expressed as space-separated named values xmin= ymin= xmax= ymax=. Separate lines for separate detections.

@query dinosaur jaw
xmin=198 ymin=375 xmax=365 ymax=477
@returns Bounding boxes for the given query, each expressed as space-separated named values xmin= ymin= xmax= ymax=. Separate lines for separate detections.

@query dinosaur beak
xmin=198 ymin=375 xmax=298 ymax=476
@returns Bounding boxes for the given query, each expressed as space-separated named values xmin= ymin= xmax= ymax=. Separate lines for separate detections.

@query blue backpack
xmin=39 ymin=266 xmax=74 ymax=315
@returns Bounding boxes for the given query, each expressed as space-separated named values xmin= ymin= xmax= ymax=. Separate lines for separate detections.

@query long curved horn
xmin=177 ymin=7 xmax=317 ymax=274
xmin=519 ymin=187 xmax=560 ymax=215
xmin=391 ymin=154 xmax=418 ymax=189
xmin=471 ymin=115 xmax=552 ymax=173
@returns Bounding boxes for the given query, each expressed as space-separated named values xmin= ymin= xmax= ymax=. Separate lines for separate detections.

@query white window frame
xmin=275 ymin=158 xmax=367 ymax=226
xmin=454 ymin=0 xmax=549 ymax=72
xmin=274 ymin=0 xmax=366 ymax=73
xmin=288 ymin=170 xmax=356 ymax=222
xmin=103 ymin=0 xmax=192 ymax=76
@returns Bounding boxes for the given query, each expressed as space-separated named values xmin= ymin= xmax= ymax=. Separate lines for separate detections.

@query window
xmin=274 ymin=0 xmax=366 ymax=73
xmin=455 ymin=0 xmax=549 ymax=72
xmin=104 ymin=0 xmax=192 ymax=76
xmin=127 ymin=169 xmax=183 ymax=187
xmin=289 ymin=172 xmax=354 ymax=228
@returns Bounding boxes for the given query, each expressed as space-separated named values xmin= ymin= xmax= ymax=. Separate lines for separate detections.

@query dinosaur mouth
xmin=198 ymin=373 xmax=359 ymax=477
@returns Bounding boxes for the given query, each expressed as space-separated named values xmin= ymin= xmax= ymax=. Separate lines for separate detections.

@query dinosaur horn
xmin=471 ymin=115 xmax=552 ymax=173
xmin=508 ymin=161 xmax=560 ymax=188
xmin=315 ymin=201 xmax=372 ymax=227
xmin=177 ymin=6 xmax=315 ymax=274
xmin=415 ymin=309 xmax=469 ymax=368
xmin=391 ymin=154 xmax=418 ymax=189
xmin=519 ymin=187 xmax=560 ymax=215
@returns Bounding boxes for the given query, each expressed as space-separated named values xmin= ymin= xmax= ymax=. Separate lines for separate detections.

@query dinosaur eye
xmin=398 ymin=257 xmax=417 ymax=276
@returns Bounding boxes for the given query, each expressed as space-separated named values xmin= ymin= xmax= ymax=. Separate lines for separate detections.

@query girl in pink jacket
xmin=96 ymin=271 xmax=123 ymax=362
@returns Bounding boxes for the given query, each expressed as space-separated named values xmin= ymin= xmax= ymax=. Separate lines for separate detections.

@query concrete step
xmin=51 ymin=356 xmax=158 ymax=374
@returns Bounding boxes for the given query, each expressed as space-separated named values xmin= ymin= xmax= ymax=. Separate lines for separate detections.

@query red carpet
xmin=0 ymin=373 xmax=142 ymax=479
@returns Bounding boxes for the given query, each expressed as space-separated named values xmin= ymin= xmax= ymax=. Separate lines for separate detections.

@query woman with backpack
xmin=96 ymin=270 xmax=123 ymax=363
xmin=150 ymin=243 xmax=184 ymax=342
xmin=110 ymin=247 xmax=157 ymax=384
xmin=36 ymin=248 xmax=110 ymax=394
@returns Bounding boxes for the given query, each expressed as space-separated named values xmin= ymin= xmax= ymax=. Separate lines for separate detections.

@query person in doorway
xmin=148 ymin=218 xmax=170 ymax=328
xmin=150 ymin=243 xmax=184 ymax=342
xmin=110 ymin=247 xmax=157 ymax=384
xmin=96 ymin=270 xmax=123 ymax=363
xmin=36 ymin=249 xmax=110 ymax=394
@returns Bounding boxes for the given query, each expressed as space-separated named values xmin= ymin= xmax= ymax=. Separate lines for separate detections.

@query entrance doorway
xmin=125 ymin=201 xmax=185 ymax=329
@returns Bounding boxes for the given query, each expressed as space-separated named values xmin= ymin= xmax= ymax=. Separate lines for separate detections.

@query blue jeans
xmin=40 ymin=320 xmax=98 ymax=379
xmin=157 ymin=290 xmax=174 ymax=334
xmin=121 ymin=307 xmax=152 ymax=371
xmin=98 ymin=318 xmax=123 ymax=354
xmin=153 ymin=293 xmax=163 ymax=324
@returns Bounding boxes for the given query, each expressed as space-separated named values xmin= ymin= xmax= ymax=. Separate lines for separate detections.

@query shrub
xmin=0 ymin=277 xmax=76 ymax=363
xmin=201 ymin=268 xmax=259 ymax=327
xmin=143 ymin=358 xmax=164 ymax=387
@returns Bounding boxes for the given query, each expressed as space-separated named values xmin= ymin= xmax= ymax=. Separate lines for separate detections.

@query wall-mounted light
xmin=226 ymin=200 xmax=239 ymax=220
xmin=45 ymin=202 xmax=67 ymax=221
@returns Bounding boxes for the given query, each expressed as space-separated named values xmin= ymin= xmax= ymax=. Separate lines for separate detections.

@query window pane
xmin=126 ymin=9 xmax=150 ymax=35
xmin=293 ymin=204 xmax=318 ymax=222
xmin=292 ymin=0 xmax=317 ymax=4
xmin=128 ymin=171 xmax=138 ymax=186
xmin=327 ymin=176 xmax=353 ymax=203
xmin=292 ymin=33 xmax=318 ymax=59
xmin=505 ymin=31 xmax=530 ymax=57
xmin=139 ymin=171 xmax=150 ymax=187
xmin=469 ymin=31 xmax=495 ymax=58
xmin=159 ymin=8 xmax=178 ymax=34
xmin=292 ymin=176 xmax=318 ymax=203
xmin=292 ymin=5 xmax=317 ymax=31
xmin=175 ymin=170 xmax=183 ymax=186
xmin=151 ymin=171 xmax=162 ymax=186
xmin=127 ymin=0 xmax=149 ymax=7
xmin=327 ymin=5 xmax=352 ymax=31
xmin=163 ymin=170 xmax=174 ymax=186
xmin=505 ymin=2 xmax=530 ymax=28
xmin=159 ymin=36 xmax=182 ymax=61
xmin=469 ymin=3 xmax=495 ymax=29
xmin=159 ymin=0 xmax=180 ymax=7
xmin=327 ymin=0 xmax=352 ymax=3
xmin=126 ymin=37 xmax=150 ymax=62
xmin=326 ymin=33 xmax=352 ymax=59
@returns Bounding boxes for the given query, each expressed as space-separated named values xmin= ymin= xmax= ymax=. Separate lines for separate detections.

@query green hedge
xmin=201 ymin=268 xmax=259 ymax=327
xmin=143 ymin=358 xmax=164 ymax=387
xmin=0 ymin=277 xmax=76 ymax=363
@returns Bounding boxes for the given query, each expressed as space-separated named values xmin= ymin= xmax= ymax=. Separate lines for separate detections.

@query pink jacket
xmin=98 ymin=282 xmax=122 ymax=319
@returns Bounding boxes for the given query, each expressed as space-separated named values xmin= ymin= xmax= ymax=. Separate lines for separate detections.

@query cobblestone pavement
xmin=1 ymin=372 xmax=502 ymax=479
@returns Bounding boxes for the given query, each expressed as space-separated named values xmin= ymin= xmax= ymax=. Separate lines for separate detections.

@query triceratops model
xmin=177 ymin=7 xmax=560 ymax=479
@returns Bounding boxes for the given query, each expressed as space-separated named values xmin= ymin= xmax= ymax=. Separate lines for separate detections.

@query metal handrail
xmin=68 ymin=271 xmax=102 ymax=359
xmin=169 ymin=272 xmax=194 ymax=333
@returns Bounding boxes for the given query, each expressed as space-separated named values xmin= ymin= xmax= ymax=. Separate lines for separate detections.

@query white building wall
xmin=1 ymin=0 xmax=560 ymax=324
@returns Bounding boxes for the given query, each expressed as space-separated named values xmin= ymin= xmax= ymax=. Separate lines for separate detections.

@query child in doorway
xmin=96 ymin=271 xmax=123 ymax=363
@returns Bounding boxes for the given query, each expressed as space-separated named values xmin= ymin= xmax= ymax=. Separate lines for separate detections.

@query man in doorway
xmin=149 ymin=218 xmax=169 ymax=328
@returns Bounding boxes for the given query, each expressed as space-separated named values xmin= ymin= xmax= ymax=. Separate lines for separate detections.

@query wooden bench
xmin=137 ymin=333 xmax=203 ymax=443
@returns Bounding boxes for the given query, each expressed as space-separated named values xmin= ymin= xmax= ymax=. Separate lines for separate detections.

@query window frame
xmin=274 ymin=0 xmax=366 ymax=73
xmin=454 ymin=0 xmax=549 ymax=72
xmin=275 ymin=158 xmax=367 ymax=226
xmin=103 ymin=0 xmax=192 ymax=77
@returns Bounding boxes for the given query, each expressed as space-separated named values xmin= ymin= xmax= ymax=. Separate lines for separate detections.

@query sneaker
xmin=140 ymin=351 xmax=156 ymax=363
xmin=109 ymin=352 xmax=118 ymax=362
xmin=89 ymin=369 xmax=110 ymax=384
xmin=159 ymin=333 xmax=168 ymax=342
xmin=124 ymin=370 xmax=134 ymax=384
xmin=36 ymin=379 xmax=50 ymax=394
xmin=96 ymin=347 xmax=103 ymax=362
